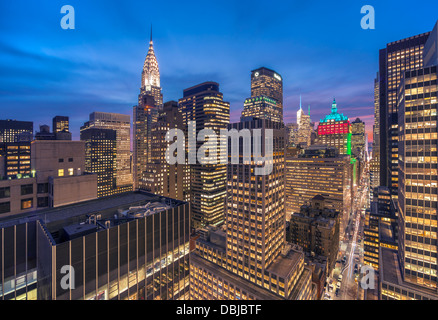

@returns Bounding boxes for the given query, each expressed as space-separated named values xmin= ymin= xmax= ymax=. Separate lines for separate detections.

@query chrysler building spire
xmin=141 ymin=26 xmax=160 ymax=89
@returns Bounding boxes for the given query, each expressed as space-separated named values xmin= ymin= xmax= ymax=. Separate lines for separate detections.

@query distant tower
xmin=139 ymin=25 xmax=163 ymax=107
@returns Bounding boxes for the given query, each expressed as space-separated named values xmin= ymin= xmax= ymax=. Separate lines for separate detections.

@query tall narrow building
xmin=379 ymin=31 xmax=430 ymax=196
xmin=297 ymin=99 xmax=312 ymax=147
xmin=139 ymin=27 xmax=163 ymax=108
xmin=134 ymin=29 xmax=163 ymax=190
xmin=371 ymin=73 xmax=381 ymax=191
xmin=80 ymin=127 xmax=117 ymax=198
xmin=144 ymin=101 xmax=189 ymax=201
xmin=379 ymin=21 xmax=438 ymax=300
xmin=178 ymin=82 xmax=230 ymax=229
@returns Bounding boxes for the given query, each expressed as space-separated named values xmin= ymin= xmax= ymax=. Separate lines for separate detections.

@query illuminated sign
xmin=274 ymin=73 xmax=281 ymax=81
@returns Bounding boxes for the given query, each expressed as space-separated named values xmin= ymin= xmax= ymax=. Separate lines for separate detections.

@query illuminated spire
xmin=331 ymin=98 xmax=337 ymax=113
xmin=141 ymin=26 xmax=160 ymax=89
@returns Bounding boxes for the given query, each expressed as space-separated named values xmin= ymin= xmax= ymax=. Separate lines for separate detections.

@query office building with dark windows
xmin=0 ymin=191 xmax=190 ymax=300
xmin=178 ymin=82 xmax=230 ymax=229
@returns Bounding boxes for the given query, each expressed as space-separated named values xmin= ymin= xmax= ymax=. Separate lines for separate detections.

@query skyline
xmin=1 ymin=1 xmax=438 ymax=142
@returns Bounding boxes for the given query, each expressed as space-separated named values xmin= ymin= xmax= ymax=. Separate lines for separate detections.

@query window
xmin=68 ymin=158 xmax=73 ymax=162
xmin=0 ymin=187 xmax=10 ymax=199
xmin=68 ymin=168 xmax=74 ymax=176
xmin=58 ymin=158 xmax=64 ymax=163
xmin=58 ymin=169 xmax=64 ymax=177
xmin=21 ymin=184 xmax=33 ymax=196
xmin=21 ymin=198 xmax=33 ymax=210
xmin=37 ymin=183 xmax=48 ymax=194
xmin=0 ymin=202 xmax=10 ymax=214
xmin=37 ymin=197 xmax=48 ymax=208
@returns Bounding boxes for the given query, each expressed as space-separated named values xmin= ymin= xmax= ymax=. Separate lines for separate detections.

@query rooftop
xmin=268 ymin=245 xmax=303 ymax=279
xmin=380 ymin=247 xmax=438 ymax=299
xmin=0 ymin=191 xmax=185 ymax=233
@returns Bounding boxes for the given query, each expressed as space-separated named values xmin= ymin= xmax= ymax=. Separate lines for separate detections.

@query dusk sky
xmin=1 ymin=0 xmax=437 ymax=143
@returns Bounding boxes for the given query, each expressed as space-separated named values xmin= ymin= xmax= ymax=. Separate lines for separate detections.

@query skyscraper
xmin=371 ymin=73 xmax=381 ymax=190
xmin=397 ymin=64 xmax=438 ymax=290
xmin=134 ymin=30 xmax=162 ymax=190
xmin=139 ymin=27 xmax=163 ymax=108
xmin=251 ymin=67 xmax=283 ymax=116
xmin=178 ymin=82 xmax=230 ymax=229
xmin=378 ymin=30 xmax=430 ymax=196
xmin=285 ymin=145 xmax=352 ymax=234
xmin=81 ymin=112 xmax=132 ymax=192
xmin=316 ymin=99 xmax=352 ymax=156
xmin=379 ymin=22 xmax=438 ymax=299
xmin=80 ymin=127 xmax=117 ymax=198
xmin=189 ymin=69 xmax=315 ymax=300
xmin=351 ymin=118 xmax=366 ymax=160
xmin=144 ymin=101 xmax=189 ymax=201
xmin=297 ymin=99 xmax=312 ymax=147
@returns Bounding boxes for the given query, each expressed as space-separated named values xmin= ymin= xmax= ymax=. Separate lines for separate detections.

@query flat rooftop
xmin=0 ymin=191 xmax=186 ymax=230
xmin=190 ymin=253 xmax=282 ymax=300
xmin=380 ymin=247 xmax=438 ymax=298
xmin=268 ymin=246 xmax=303 ymax=279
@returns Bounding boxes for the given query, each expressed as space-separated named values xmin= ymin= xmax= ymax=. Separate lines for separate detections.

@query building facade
xmin=288 ymin=195 xmax=340 ymax=274
xmin=178 ymin=82 xmax=230 ymax=229
xmin=285 ymin=145 xmax=352 ymax=235
xmin=250 ymin=67 xmax=283 ymax=115
xmin=316 ymin=99 xmax=352 ymax=156
xmin=190 ymin=117 xmax=315 ymax=300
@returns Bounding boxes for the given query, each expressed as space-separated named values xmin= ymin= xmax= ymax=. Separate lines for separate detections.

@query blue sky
xmin=1 ymin=0 xmax=437 ymax=142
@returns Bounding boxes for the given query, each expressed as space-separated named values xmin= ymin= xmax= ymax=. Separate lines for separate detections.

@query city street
xmin=326 ymin=165 xmax=369 ymax=300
